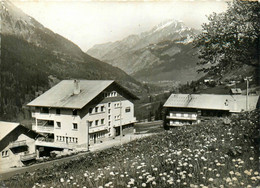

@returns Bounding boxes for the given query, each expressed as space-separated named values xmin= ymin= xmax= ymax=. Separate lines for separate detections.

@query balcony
xmin=35 ymin=140 xmax=77 ymax=149
xmin=32 ymin=125 xmax=54 ymax=133
xmin=89 ymin=125 xmax=107 ymax=133
xmin=166 ymin=115 xmax=197 ymax=121
xmin=20 ymin=153 xmax=37 ymax=161
xmin=9 ymin=140 xmax=27 ymax=148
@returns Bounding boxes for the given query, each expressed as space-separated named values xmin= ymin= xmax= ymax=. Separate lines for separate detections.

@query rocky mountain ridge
xmin=87 ymin=19 xmax=202 ymax=82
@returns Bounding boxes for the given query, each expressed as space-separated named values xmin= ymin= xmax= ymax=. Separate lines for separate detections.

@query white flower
xmin=142 ymin=183 xmax=146 ymax=187
xmin=60 ymin=178 xmax=64 ymax=183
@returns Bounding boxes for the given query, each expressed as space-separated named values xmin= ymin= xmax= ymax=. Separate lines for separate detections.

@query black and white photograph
xmin=0 ymin=0 xmax=259 ymax=187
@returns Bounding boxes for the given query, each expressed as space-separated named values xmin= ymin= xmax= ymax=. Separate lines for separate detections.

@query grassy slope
xmin=2 ymin=110 xmax=259 ymax=188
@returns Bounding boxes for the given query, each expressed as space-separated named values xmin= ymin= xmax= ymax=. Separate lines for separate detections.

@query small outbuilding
xmin=0 ymin=122 xmax=41 ymax=169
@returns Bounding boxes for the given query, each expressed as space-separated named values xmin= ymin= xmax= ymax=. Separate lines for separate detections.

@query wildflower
xmin=235 ymin=172 xmax=241 ymax=176
xmin=226 ymin=177 xmax=231 ymax=182
xmin=254 ymin=171 xmax=259 ymax=175
xmin=232 ymin=177 xmax=237 ymax=181
xmin=249 ymin=157 xmax=254 ymax=161
xmin=208 ymin=178 xmax=213 ymax=182
xmin=177 ymin=179 xmax=181 ymax=183
xmin=216 ymin=174 xmax=220 ymax=177
xmin=142 ymin=183 xmax=146 ymax=187
xmin=229 ymin=171 xmax=234 ymax=175
xmin=251 ymin=177 xmax=257 ymax=181
xmin=60 ymin=178 xmax=64 ymax=183
xmin=152 ymin=181 xmax=156 ymax=185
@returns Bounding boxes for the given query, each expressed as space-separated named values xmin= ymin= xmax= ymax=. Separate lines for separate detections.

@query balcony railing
xmin=166 ymin=115 xmax=197 ymax=120
xmin=89 ymin=125 xmax=107 ymax=133
xmin=32 ymin=125 xmax=54 ymax=133
xmin=9 ymin=140 xmax=27 ymax=148
xmin=35 ymin=140 xmax=77 ymax=149
xmin=20 ymin=153 xmax=37 ymax=161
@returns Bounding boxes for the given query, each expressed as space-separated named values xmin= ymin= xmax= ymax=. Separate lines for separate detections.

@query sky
xmin=12 ymin=0 xmax=228 ymax=51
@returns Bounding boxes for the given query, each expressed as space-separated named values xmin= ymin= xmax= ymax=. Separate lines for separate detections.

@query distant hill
xmin=87 ymin=20 xmax=203 ymax=82
xmin=0 ymin=0 xmax=142 ymax=121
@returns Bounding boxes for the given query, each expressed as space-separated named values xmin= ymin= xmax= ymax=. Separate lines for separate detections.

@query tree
xmin=194 ymin=1 xmax=260 ymax=74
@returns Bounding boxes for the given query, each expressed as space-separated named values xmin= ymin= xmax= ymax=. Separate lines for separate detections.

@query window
xmin=101 ymin=119 xmax=104 ymax=125
xmin=108 ymin=115 xmax=111 ymax=120
xmin=73 ymin=123 xmax=78 ymax=130
xmin=108 ymin=103 xmax=111 ymax=107
xmin=56 ymin=109 xmax=60 ymax=115
xmin=56 ymin=122 xmax=61 ymax=128
xmin=108 ymin=109 xmax=111 ymax=114
xmin=73 ymin=110 xmax=78 ymax=116
xmin=89 ymin=121 xmax=93 ymax=127
xmin=95 ymin=120 xmax=99 ymax=126
xmin=2 ymin=150 xmax=9 ymax=158
xmin=109 ymin=121 xmax=111 ymax=126
xmin=101 ymin=106 xmax=105 ymax=112
xmin=125 ymin=107 xmax=131 ymax=113
xmin=41 ymin=107 xmax=49 ymax=114
xmin=48 ymin=120 xmax=54 ymax=126
xmin=95 ymin=107 xmax=98 ymax=113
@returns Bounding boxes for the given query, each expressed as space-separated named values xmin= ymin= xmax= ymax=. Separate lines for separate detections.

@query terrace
xmin=9 ymin=140 xmax=27 ymax=149
xmin=20 ymin=153 xmax=37 ymax=162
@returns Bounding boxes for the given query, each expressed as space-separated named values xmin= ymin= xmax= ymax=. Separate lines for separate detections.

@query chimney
xmin=73 ymin=80 xmax=80 ymax=95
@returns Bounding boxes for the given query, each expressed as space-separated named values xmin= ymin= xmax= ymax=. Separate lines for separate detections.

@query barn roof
xmin=0 ymin=121 xmax=20 ymax=141
xmin=27 ymin=80 xmax=138 ymax=109
xmin=163 ymin=94 xmax=259 ymax=112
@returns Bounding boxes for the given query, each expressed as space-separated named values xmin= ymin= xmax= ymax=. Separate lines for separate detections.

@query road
xmin=0 ymin=132 xmax=157 ymax=181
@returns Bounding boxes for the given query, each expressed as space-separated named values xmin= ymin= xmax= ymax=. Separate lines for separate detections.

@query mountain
xmin=87 ymin=20 xmax=203 ymax=82
xmin=0 ymin=0 xmax=142 ymax=121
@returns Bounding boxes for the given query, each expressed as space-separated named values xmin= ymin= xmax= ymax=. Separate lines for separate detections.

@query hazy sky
xmin=13 ymin=0 xmax=228 ymax=51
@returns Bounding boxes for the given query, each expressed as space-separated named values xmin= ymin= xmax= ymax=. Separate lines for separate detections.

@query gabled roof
xmin=0 ymin=121 xmax=20 ymax=141
xmin=163 ymin=94 xmax=259 ymax=113
xmin=27 ymin=80 xmax=138 ymax=109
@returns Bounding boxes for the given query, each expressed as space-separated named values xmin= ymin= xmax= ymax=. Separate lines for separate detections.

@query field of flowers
xmin=1 ymin=110 xmax=259 ymax=188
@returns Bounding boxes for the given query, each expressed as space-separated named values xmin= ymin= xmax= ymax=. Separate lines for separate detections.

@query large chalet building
xmin=163 ymin=94 xmax=259 ymax=128
xmin=0 ymin=122 xmax=40 ymax=169
xmin=27 ymin=80 xmax=138 ymax=154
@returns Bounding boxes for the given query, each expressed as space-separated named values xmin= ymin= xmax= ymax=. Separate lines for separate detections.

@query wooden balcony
xmin=9 ymin=140 xmax=27 ymax=148
xmin=20 ymin=153 xmax=37 ymax=161
xmin=166 ymin=115 xmax=197 ymax=121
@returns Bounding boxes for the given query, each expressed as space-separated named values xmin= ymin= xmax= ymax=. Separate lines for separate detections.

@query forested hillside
xmin=0 ymin=1 xmax=142 ymax=121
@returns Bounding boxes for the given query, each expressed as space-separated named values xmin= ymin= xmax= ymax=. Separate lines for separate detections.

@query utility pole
xmin=86 ymin=120 xmax=90 ymax=151
xmin=120 ymin=100 xmax=123 ymax=145
xmin=244 ymin=77 xmax=252 ymax=111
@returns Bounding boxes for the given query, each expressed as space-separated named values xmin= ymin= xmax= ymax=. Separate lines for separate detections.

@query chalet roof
xmin=230 ymin=88 xmax=242 ymax=94
xmin=27 ymin=80 xmax=138 ymax=109
xmin=0 ymin=121 xmax=20 ymax=141
xmin=163 ymin=94 xmax=259 ymax=112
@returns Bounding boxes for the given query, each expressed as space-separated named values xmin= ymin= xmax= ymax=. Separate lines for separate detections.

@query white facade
xmin=31 ymin=90 xmax=137 ymax=150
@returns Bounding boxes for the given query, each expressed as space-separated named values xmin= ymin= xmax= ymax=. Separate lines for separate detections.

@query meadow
xmin=1 ymin=110 xmax=259 ymax=188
